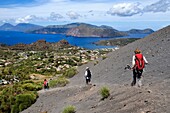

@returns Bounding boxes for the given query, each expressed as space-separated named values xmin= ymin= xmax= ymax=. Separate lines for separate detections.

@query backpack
xmin=87 ymin=70 xmax=91 ymax=78
xmin=135 ymin=53 xmax=145 ymax=70
xmin=44 ymin=81 xmax=47 ymax=86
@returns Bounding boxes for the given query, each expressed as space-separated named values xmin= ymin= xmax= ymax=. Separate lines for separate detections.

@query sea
xmin=0 ymin=31 xmax=149 ymax=49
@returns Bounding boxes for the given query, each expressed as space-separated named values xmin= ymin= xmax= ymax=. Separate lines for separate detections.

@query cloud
xmin=66 ymin=11 xmax=81 ymax=19
xmin=88 ymin=10 xmax=93 ymax=13
xmin=49 ymin=12 xmax=64 ymax=21
xmin=107 ymin=0 xmax=170 ymax=17
xmin=107 ymin=3 xmax=142 ymax=16
xmin=88 ymin=10 xmax=95 ymax=16
xmin=9 ymin=13 xmax=64 ymax=24
xmin=0 ymin=19 xmax=15 ymax=25
xmin=1 ymin=13 xmax=64 ymax=24
xmin=143 ymin=0 xmax=170 ymax=12
xmin=15 ymin=15 xmax=44 ymax=23
xmin=1 ymin=0 xmax=170 ymax=26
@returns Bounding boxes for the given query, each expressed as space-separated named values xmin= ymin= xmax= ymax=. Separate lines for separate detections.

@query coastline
xmin=0 ymin=31 xmax=148 ymax=50
xmin=93 ymin=38 xmax=140 ymax=47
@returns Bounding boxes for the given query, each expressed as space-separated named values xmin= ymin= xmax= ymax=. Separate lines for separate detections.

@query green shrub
xmin=77 ymin=62 xmax=82 ymax=66
xmin=49 ymin=77 xmax=69 ymax=88
xmin=63 ymin=68 xmax=77 ymax=78
xmin=22 ymin=83 xmax=34 ymax=91
xmin=19 ymin=103 xmax=29 ymax=112
xmin=62 ymin=105 xmax=76 ymax=113
xmin=38 ymin=68 xmax=56 ymax=76
xmin=20 ymin=80 xmax=42 ymax=91
xmin=0 ymin=102 xmax=10 ymax=113
xmin=0 ymin=83 xmax=39 ymax=113
xmin=65 ymin=59 xmax=77 ymax=66
xmin=102 ymin=56 xmax=107 ymax=60
xmin=9 ymin=96 xmax=15 ymax=105
xmin=99 ymin=50 xmax=108 ymax=54
xmin=22 ymin=83 xmax=42 ymax=91
xmin=11 ymin=105 xmax=19 ymax=113
xmin=100 ymin=86 xmax=110 ymax=100
xmin=15 ymin=93 xmax=37 ymax=112
xmin=0 ymin=91 xmax=38 ymax=113
xmin=94 ymin=61 xmax=99 ymax=66
xmin=72 ymin=57 xmax=80 ymax=62
xmin=21 ymin=80 xmax=34 ymax=84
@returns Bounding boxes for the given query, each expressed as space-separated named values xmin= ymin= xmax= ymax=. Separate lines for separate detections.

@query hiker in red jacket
xmin=131 ymin=48 xmax=148 ymax=87
xmin=43 ymin=79 xmax=49 ymax=90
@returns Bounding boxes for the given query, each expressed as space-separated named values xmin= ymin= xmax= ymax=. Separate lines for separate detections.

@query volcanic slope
xmin=21 ymin=25 xmax=170 ymax=113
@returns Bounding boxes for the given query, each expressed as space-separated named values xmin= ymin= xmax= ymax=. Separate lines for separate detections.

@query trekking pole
xmin=124 ymin=64 xmax=132 ymax=70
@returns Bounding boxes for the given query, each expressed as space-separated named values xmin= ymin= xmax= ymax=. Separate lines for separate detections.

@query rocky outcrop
xmin=8 ymin=39 xmax=70 ymax=51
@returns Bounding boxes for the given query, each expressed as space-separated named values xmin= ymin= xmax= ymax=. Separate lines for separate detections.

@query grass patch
xmin=100 ymin=86 xmax=110 ymax=100
xmin=94 ymin=60 xmax=99 ymax=66
xmin=102 ymin=56 xmax=107 ymax=60
xmin=49 ymin=77 xmax=69 ymax=88
xmin=63 ymin=68 xmax=77 ymax=78
xmin=62 ymin=105 xmax=76 ymax=113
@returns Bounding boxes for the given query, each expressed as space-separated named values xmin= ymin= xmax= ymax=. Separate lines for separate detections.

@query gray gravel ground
xmin=21 ymin=25 xmax=170 ymax=113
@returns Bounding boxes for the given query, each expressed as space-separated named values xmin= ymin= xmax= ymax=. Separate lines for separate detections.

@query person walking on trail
xmin=84 ymin=67 xmax=92 ymax=85
xmin=131 ymin=48 xmax=148 ymax=87
xmin=43 ymin=79 xmax=49 ymax=90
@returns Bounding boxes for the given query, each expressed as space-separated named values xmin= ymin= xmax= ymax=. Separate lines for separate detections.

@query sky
xmin=0 ymin=0 xmax=170 ymax=31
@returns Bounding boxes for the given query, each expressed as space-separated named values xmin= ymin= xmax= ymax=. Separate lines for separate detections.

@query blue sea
xmin=0 ymin=31 xmax=149 ymax=49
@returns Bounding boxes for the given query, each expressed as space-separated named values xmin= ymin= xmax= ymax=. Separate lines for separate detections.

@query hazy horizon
xmin=0 ymin=21 xmax=162 ymax=31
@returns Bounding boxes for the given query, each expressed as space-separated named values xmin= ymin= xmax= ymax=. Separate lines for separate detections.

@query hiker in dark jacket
xmin=131 ymin=48 xmax=148 ymax=87
xmin=84 ymin=67 xmax=92 ymax=84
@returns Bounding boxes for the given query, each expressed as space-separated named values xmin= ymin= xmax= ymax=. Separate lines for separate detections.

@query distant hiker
xmin=43 ymin=79 xmax=49 ymax=90
xmin=84 ymin=67 xmax=92 ymax=84
xmin=131 ymin=48 xmax=148 ymax=87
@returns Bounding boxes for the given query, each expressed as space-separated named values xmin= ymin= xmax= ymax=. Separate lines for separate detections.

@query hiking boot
xmin=137 ymin=79 xmax=142 ymax=87
xmin=131 ymin=82 xmax=135 ymax=86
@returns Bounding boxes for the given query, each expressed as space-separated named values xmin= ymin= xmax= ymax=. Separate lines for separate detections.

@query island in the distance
xmin=0 ymin=22 xmax=154 ymax=38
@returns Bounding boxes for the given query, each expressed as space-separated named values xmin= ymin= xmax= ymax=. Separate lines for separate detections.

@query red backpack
xmin=44 ymin=81 xmax=47 ymax=86
xmin=135 ymin=53 xmax=145 ymax=70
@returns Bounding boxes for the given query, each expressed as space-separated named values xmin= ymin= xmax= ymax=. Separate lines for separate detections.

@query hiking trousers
xmin=86 ymin=77 xmax=91 ymax=84
xmin=131 ymin=69 xmax=143 ymax=86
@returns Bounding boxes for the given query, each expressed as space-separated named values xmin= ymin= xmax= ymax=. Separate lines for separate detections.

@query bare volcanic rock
xmin=56 ymin=39 xmax=69 ymax=46
xmin=21 ymin=25 xmax=170 ymax=113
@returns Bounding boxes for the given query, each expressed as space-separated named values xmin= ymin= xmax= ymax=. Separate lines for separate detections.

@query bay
xmin=0 ymin=31 xmax=149 ymax=49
